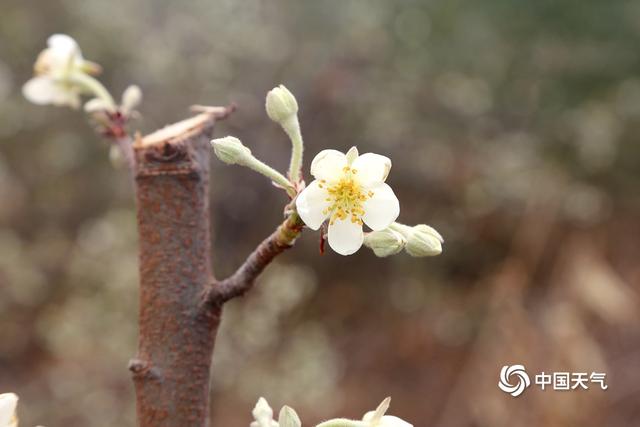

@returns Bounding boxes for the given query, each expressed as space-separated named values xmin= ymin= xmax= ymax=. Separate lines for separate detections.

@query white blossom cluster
xmin=213 ymin=85 xmax=443 ymax=257
xmin=251 ymin=396 xmax=411 ymax=427
xmin=23 ymin=34 xmax=141 ymax=117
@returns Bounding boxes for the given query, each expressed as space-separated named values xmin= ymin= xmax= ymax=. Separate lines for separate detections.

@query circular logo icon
xmin=498 ymin=364 xmax=531 ymax=397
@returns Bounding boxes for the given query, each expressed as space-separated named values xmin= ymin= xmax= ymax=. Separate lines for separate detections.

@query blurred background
xmin=1 ymin=0 xmax=640 ymax=426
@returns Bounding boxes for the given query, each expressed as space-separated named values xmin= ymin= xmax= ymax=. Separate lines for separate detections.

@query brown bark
xmin=129 ymin=108 xmax=303 ymax=427
xmin=130 ymin=113 xmax=222 ymax=427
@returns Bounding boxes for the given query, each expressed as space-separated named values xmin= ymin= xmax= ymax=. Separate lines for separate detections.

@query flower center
xmin=320 ymin=166 xmax=374 ymax=225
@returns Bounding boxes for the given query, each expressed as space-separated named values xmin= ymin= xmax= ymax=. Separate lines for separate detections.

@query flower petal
xmin=362 ymin=183 xmax=400 ymax=231
xmin=328 ymin=218 xmax=364 ymax=255
xmin=363 ymin=412 xmax=413 ymax=427
xmin=23 ymin=76 xmax=60 ymax=105
xmin=48 ymin=34 xmax=79 ymax=52
xmin=368 ymin=397 xmax=391 ymax=422
xmin=310 ymin=149 xmax=347 ymax=182
xmin=0 ymin=393 xmax=18 ymax=427
xmin=295 ymin=180 xmax=330 ymax=230
xmin=351 ymin=153 xmax=392 ymax=186
xmin=380 ymin=415 xmax=413 ymax=427
xmin=23 ymin=76 xmax=79 ymax=108
xmin=345 ymin=146 xmax=359 ymax=164
xmin=47 ymin=34 xmax=82 ymax=65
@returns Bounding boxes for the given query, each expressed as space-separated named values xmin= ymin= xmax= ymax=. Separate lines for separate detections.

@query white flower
xmin=296 ymin=146 xmax=399 ymax=255
xmin=0 ymin=393 xmax=18 ymax=427
xmin=22 ymin=34 xmax=98 ymax=108
xmin=361 ymin=398 xmax=412 ymax=427
xmin=315 ymin=397 xmax=412 ymax=427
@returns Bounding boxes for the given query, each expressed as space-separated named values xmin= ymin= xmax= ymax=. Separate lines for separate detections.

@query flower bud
xmin=364 ymin=228 xmax=405 ymax=257
xmin=84 ymin=97 xmax=110 ymax=113
xmin=121 ymin=85 xmax=142 ymax=113
xmin=278 ymin=406 xmax=301 ymax=427
xmin=405 ymin=224 xmax=443 ymax=257
xmin=414 ymin=224 xmax=443 ymax=243
xmin=251 ymin=397 xmax=276 ymax=427
xmin=265 ymin=84 xmax=298 ymax=124
xmin=211 ymin=136 xmax=252 ymax=165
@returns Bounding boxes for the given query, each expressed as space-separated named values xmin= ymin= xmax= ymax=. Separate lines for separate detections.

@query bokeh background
xmin=1 ymin=0 xmax=640 ymax=426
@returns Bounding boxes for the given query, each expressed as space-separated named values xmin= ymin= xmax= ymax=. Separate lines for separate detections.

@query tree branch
xmin=130 ymin=103 xmax=297 ymax=426
xmin=131 ymin=109 xmax=230 ymax=427
xmin=205 ymin=212 xmax=304 ymax=307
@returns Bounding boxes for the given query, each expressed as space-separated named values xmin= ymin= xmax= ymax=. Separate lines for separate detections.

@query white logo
xmin=498 ymin=365 xmax=531 ymax=397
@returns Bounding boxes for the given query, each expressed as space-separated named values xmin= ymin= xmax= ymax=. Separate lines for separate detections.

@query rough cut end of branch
xmin=137 ymin=106 xmax=233 ymax=148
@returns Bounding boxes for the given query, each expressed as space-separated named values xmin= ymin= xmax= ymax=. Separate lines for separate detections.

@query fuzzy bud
xmin=121 ymin=85 xmax=142 ymax=113
xmin=251 ymin=397 xmax=277 ymax=427
xmin=364 ymin=228 xmax=405 ymax=257
xmin=265 ymin=84 xmax=298 ymax=124
xmin=84 ymin=97 xmax=110 ymax=113
xmin=278 ymin=406 xmax=301 ymax=427
xmin=405 ymin=224 xmax=443 ymax=257
xmin=211 ymin=136 xmax=252 ymax=165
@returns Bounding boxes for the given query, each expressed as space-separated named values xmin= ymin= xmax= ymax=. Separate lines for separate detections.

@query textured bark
xmin=131 ymin=114 xmax=221 ymax=427
xmin=129 ymin=108 xmax=302 ymax=427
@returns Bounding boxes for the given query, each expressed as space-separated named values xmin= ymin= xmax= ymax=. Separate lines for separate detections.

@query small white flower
xmin=361 ymin=398 xmax=412 ymax=427
xmin=22 ymin=34 xmax=98 ymax=108
xmin=296 ymin=146 xmax=400 ymax=255
xmin=315 ymin=397 xmax=412 ymax=427
xmin=0 ymin=393 xmax=18 ymax=427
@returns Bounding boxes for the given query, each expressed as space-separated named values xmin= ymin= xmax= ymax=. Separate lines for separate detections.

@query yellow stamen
xmin=323 ymin=168 xmax=372 ymax=225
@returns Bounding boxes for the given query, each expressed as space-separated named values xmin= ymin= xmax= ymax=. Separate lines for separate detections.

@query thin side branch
xmin=205 ymin=213 xmax=305 ymax=306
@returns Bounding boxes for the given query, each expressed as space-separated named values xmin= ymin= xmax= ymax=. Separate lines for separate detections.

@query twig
xmin=204 ymin=213 xmax=305 ymax=307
